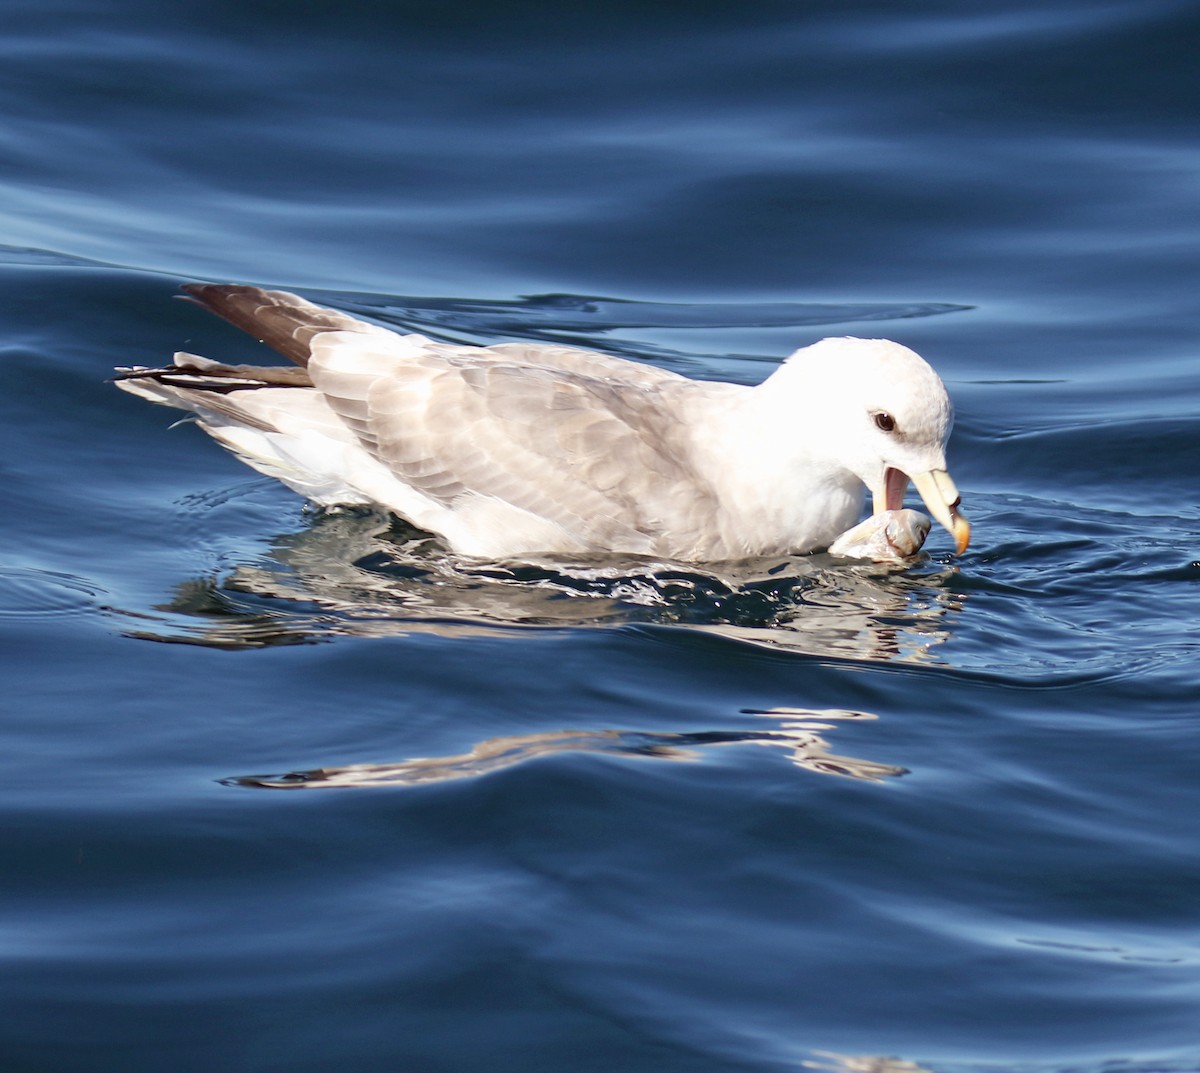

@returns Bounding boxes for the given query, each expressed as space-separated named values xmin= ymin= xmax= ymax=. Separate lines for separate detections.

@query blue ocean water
xmin=2 ymin=2 xmax=1199 ymax=1071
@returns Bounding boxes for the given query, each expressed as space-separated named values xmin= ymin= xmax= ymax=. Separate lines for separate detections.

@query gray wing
xmin=309 ymin=342 xmax=722 ymax=552
xmin=141 ymin=285 xmax=727 ymax=553
xmin=478 ymin=341 xmax=686 ymax=389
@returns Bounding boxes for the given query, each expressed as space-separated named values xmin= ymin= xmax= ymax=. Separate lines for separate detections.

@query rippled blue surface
xmin=3 ymin=3 xmax=1199 ymax=1071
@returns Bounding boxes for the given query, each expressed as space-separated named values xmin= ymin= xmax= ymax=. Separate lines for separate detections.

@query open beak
xmin=873 ymin=467 xmax=971 ymax=555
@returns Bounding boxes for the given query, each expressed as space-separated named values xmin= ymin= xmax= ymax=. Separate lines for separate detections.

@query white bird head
xmin=771 ymin=337 xmax=970 ymax=554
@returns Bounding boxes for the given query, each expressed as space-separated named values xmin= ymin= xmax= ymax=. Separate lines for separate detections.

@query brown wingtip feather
xmin=178 ymin=283 xmax=369 ymax=369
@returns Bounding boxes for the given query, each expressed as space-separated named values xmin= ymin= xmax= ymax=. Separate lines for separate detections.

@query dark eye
xmin=873 ymin=411 xmax=896 ymax=433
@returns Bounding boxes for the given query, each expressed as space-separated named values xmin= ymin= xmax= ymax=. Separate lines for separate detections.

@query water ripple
xmin=324 ymin=287 xmax=970 ymax=338
xmin=0 ymin=566 xmax=103 ymax=619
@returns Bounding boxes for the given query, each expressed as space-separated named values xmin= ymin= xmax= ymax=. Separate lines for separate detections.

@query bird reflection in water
xmin=222 ymin=707 xmax=904 ymax=790
xmin=126 ymin=508 xmax=965 ymax=662
xmin=803 ymin=1053 xmax=933 ymax=1073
